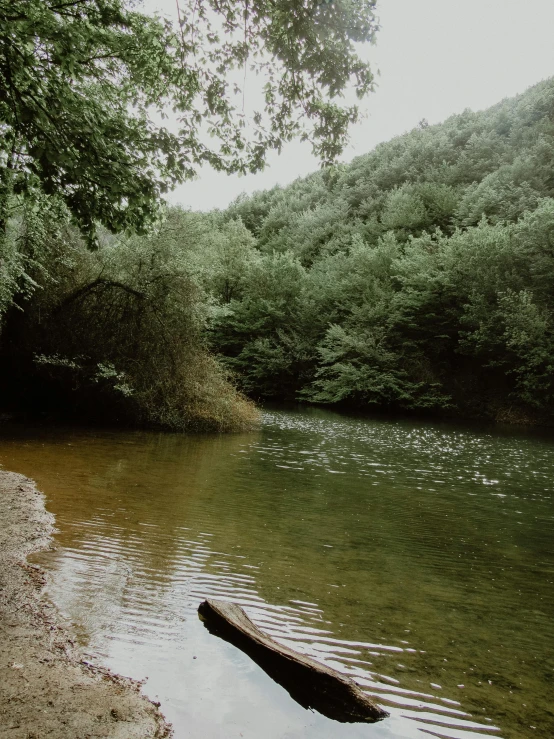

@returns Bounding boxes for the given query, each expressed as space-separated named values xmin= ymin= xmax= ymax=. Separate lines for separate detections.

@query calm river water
xmin=0 ymin=408 xmax=553 ymax=739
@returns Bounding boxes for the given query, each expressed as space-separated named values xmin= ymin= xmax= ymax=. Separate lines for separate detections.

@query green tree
xmin=211 ymin=250 xmax=310 ymax=398
xmin=0 ymin=0 xmax=378 ymax=244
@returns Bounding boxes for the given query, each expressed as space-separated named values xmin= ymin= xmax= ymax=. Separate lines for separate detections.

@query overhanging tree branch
xmin=53 ymin=278 xmax=145 ymax=315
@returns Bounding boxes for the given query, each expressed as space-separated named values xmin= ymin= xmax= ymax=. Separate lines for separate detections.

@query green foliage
xmin=0 ymin=0 xmax=379 ymax=243
xmin=379 ymin=182 xmax=459 ymax=238
xmin=455 ymin=162 xmax=541 ymax=226
xmin=0 ymin=193 xmax=70 ymax=316
xmin=0 ymin=0 xmax=383 ymax=432
xmin=0 ymin=205 xmax=259 ymax=431
xmin=0 ymin=0 xmax=181 ymax=240
xmin=207 ymin=78 xmax=554 ymax=422
xmin=496 ymin=289 xmax=554 ymax=406
xmin=211 ymin=250 xmax=310 ymax=398
xmin=5 ymin=76 xmax=554 ymax=428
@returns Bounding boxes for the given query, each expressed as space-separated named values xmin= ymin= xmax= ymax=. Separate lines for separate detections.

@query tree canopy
xmin=0 ymin=0 xmax=378 ymax=241
xmin=206 ymin=78 xmax=554 ymax=423
xmin=3 ymin=79 xmax=554 ymax=430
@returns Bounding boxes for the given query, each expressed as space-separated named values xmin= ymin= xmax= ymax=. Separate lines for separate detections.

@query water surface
xmin=0 ymin=408 xmax=552 ymax=739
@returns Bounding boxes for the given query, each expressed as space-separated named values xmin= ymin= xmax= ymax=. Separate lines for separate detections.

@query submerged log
xmin=198 ymin=599 xmax=388 ymax=724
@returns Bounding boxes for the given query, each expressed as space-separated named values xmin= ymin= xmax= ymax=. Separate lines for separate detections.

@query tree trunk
xmin=198 ymin=598 xmax=388 ymax=724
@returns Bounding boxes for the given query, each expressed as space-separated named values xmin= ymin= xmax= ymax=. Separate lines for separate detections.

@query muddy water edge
xmin=0 ymin=470 xmax=171 ymax=738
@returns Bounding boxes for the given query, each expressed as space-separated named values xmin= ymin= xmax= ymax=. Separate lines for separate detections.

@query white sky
xmin=143 ymin=0 xmax=554 ymax=211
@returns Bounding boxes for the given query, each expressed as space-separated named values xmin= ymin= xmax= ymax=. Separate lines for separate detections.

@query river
xmin=0 ymin=407 xmax=552 ymax=739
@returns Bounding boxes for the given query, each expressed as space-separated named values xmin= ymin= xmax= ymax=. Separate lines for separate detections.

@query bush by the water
xmin=0 ymin=204 xmax=258 ymax=431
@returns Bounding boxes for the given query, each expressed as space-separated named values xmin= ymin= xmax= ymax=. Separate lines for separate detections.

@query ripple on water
xmin=0 ymin=409 xmax=552 ymax=738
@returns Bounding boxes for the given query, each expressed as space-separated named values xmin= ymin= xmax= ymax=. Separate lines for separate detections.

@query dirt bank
xmin=0 ymin=470 xmax=172 ymax=738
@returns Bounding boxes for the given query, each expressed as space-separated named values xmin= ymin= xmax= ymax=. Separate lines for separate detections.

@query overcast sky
xmin=144 ymin=0 xmax=554 ymax=211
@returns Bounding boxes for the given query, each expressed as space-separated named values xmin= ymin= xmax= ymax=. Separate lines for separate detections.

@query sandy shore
xmin=0 ymin=470 xmax=173 ymax=738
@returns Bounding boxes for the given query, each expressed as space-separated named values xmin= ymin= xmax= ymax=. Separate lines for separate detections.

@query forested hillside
xmin=2 ymin=77 xmax=554 ymax=427
xmin=210 ymin=78 xmax=554 ymax=423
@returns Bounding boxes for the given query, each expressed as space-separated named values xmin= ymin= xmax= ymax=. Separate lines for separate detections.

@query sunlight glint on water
xmin=0 ymin=407 xmax=552 ymax=738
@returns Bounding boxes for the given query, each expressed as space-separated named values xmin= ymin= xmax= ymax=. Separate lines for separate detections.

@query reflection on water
xmin=0 ymin=408 xmax=553 ymax=739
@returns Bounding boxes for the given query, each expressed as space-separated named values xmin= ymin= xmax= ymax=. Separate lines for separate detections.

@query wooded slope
xmin=210 ymin=78 xmax=554 ymax=423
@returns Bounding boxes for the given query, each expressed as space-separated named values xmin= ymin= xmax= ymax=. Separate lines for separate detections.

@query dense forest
xmin=211 ymin=77 xmax=554 ymax=424
xmin=0 ymin=0 xmax=378 ymax=431
xmin=2 ymin=25 xmax=554 ymax=427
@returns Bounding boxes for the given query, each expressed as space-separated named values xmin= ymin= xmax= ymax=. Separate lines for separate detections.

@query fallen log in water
xmin=198 ymin=599 xmax=389 ymax=723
